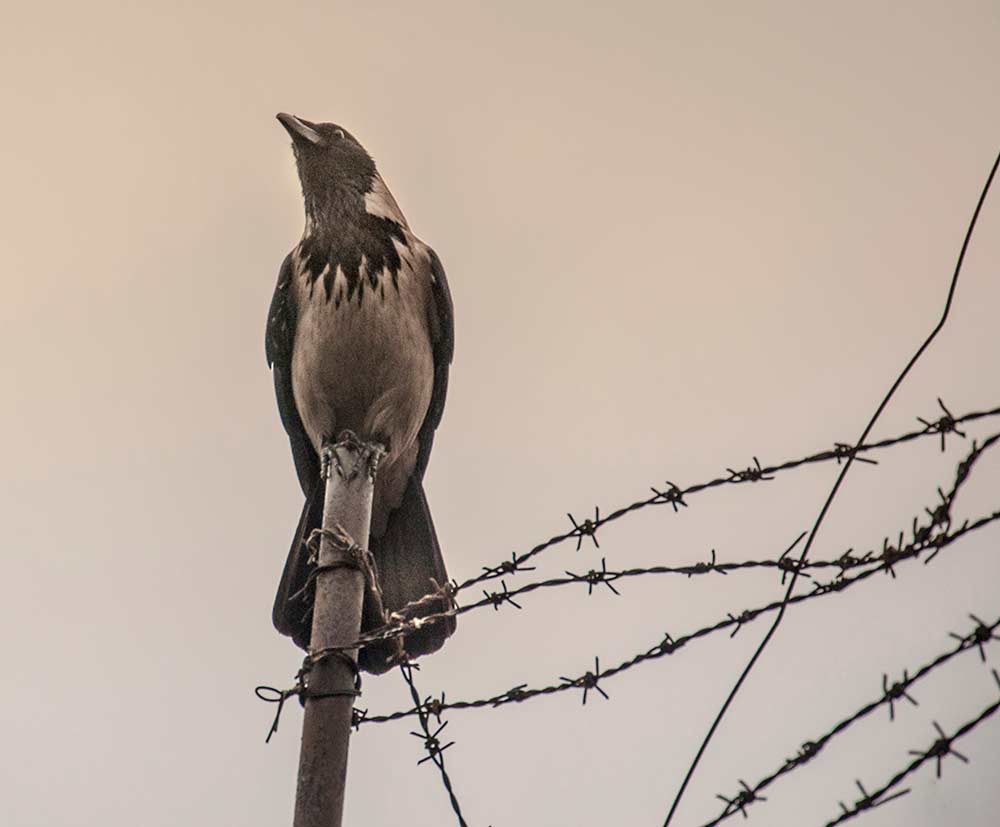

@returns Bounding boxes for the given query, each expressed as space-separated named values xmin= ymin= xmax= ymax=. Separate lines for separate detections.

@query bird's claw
xmin=320 ymin=444 xmax=335 ymax=481
xmin=321 ymin=431 xmax=385 ymax=482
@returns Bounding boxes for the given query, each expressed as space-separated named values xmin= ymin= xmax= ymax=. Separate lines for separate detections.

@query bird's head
xmin=277 ymin=113 xmax=377 ymax=228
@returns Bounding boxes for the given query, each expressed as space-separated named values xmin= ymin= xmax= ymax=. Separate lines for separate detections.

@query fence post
xmin=293 ymin=433 xmax=381 ymax=827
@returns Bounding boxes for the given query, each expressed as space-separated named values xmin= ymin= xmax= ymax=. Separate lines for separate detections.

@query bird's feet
xmin=321 ymin=431 xmax=386 ymax=482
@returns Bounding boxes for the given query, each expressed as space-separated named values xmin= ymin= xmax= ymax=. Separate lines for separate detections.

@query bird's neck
xmin=302 ymin=173 xmax=408 ymax=237
xmin=302 ymin=185 xmax=362 ymax=242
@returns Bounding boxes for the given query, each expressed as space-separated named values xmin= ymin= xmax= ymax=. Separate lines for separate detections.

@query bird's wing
xmin=413 ymin=244 xmax=454 ymax=481
xmin=266 ymin=252 xmax=320 ymax=494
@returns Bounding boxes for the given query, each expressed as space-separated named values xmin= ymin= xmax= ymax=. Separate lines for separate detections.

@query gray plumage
xmin=267 ymin=114 xmax=455 ymax=673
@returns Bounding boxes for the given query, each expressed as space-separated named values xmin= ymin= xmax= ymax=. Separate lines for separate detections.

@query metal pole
xmin=293 ymin=434 xmax=380 ymax=827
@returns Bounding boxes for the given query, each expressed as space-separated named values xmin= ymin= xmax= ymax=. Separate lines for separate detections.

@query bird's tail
xmin=271 ymin=477 xmax=456 ymax=673
xmin=272 ymin=478 xmax=324 ymax=651
xmin=361 ymin=478 xmax=456 ymax=673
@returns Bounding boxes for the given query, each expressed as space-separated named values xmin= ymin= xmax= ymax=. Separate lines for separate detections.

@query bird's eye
xmin=333 ymin=128 xmax=345 ymax=141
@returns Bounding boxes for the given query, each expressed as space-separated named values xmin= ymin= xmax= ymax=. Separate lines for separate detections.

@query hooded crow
xmin=267 ymin=113 xmax=455 ymax=673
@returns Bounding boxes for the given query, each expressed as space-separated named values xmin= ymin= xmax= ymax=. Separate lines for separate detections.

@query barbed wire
xmin=454 ymin=401 xmax=987 ymax=597
xmin=705 ymin=613 xmax=1000 ymax=825
xmin=398 ymin=662 xmax=470 ymax=827
xmin=366 ymin=511 xmax=1000 ymax=727
xmin=359 ymin=434 xmax=1000 ymax=728
xmin=347 ymin=403 xmax=1000 ymax=651
xmin=362 ymin=434 xmax=1000 ymax=827
xmin=257 ymin=421 xmax=1000 ymax=827
xmin=349 ymin=433 xmax=1000 ymax=827
xmin=821 ymin=673 xmax=1000 ymax=826
xmin=661 ymin=146 xmax=1000 ymax=827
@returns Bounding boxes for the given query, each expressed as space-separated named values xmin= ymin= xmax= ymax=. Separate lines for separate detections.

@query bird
xmin=266 ymin=113 xmax=455 ymax=674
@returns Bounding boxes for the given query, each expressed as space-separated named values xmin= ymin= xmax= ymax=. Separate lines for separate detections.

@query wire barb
xmin=726 ymin=456 xmax=774 ymax=484
xmin=565 ymin=558 xmax=621 ymax=596
xmin=882 ymin=671 xmax=919 ymax=722
xmin=482 ymin=579 xmax=522 ymax=611
xmin=917 ymin=398 xmax=968 ymax=452
xmin=560 ymin=657 xmax=609 ymax=705
xmin=567 ymin=507 xmax=601 ymax=550
xmin=650 ymin=481 xmax=689 ymax=511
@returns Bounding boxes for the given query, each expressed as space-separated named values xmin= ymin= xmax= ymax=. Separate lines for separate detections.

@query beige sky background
xmin=3 ymin=2 xmax=1000 ymax=825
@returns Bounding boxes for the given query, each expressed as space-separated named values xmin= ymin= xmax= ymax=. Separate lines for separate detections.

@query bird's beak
xmin=277 ymin=113 xmax=325 ymax=147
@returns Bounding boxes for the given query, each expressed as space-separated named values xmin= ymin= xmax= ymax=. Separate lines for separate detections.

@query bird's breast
xmin=289 ymin=237 xmax=435 ymax=461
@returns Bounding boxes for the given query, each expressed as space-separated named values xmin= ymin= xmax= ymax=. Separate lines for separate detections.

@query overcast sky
xmin=4 ymin=2 xmax=1000 ymax=826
